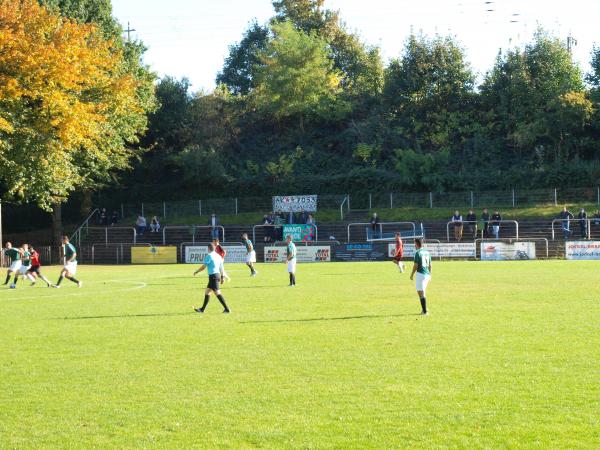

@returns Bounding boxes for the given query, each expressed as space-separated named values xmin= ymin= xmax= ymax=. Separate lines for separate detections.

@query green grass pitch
xmin=1 ymin=261 xmax=599 ymax=449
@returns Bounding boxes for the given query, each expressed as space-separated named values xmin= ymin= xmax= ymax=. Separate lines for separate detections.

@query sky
xmin=111 ymin=0 xmax=600 ymax=92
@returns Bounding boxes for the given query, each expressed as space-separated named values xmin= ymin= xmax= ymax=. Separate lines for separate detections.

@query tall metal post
xmin=390 ymin=193 xmax=393 ymax=209
xmin=235 ymin=198 xmax=238 ymax=215
xmin=163 ymin=202 xmax=167 ymax=219
xmin=198 ymin=200 xmax=202 ymax=216
xmin=429 ymin=192 xmax=433 ymax=208
xmin=369 ymin=193 xmax=372 ymax=210
xmin=470 ymin=191 xmax=474 ymax=208
xmin=554 ymin=189 xmax=557 ymax=207
xmin=141 ymin=202 xmax=144 ymax=217
xmin=120 ymin=203 xmax=124 ymax=220
xmin=597 ymin=186 xmax=599 ymax=205
xmin=512 ymin=189 xmax=515 ymax=208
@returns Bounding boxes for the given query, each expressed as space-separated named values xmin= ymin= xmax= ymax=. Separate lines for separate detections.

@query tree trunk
xmin=51 ymin=203 xmax=63 ymax=247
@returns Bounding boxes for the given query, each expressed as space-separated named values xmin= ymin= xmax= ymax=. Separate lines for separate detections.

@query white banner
xmin=565 ymin=241 xmax=600 ymax=260
xmin=272 ymin=195 xmax=317 ymax=213
xmin=185 ymin=246 xmax=247 ymax=264
xmin=480 ymin=242 xmax=536 ymax=261
xmin=388 ymin=243 xmax=476 ymax=258
xmin=264 ymin=246 xmax=331 ymax=263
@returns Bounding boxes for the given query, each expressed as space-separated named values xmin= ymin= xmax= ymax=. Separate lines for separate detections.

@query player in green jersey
xmin=410 ymin=238 xmax=432 ymax=316
xmin=3 ymin=242 xmax=23 ymax=288
xmin=53 ymin=236 xmax=82 ymax=288
xmin=285 ymin=235 xmax=297 ymax=286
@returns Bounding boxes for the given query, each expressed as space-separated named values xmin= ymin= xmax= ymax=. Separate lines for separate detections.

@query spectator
xmin=136 ymin=214 xmax=147 ymax=235
xmin=593 ymin=210 xmax=600 ymax=226
xmin=98 ymin=208 xmax=107 ymax=226
xmin=451 ymin=210 xmax=463 ymax=242
xmin=299 ymin=211 xmax=308 ymax=224
xmin=287 ymin=211 xmax=295 ymax=224
xmin=150 ymin=216 xmax=161 ymax=233
xmin=306 ymin=214 xmax=315 ymax=226
xmin=466 ymin=209 xmax=477 ymax=239
xmin=370 ymin=212 xmax=381 ymax=239
xmin=110 ymin=210 xmax=119 ymax=226
xmin=275 ymin=213 xmax=285 ymax=241
xmin=491 ymin=210 xmax=502 ymax=239
xmin=262 ymin=214 xmax=273 ymax=243
xmin=558 ymin=206 xmax=574 ymax=239
xmin=578 ymin=208 xmax=588 ymax=239
xmin=481 ymin=208 xmax=490 ymax=238
xmin=208 ymin=213 xmax=220 ymax=239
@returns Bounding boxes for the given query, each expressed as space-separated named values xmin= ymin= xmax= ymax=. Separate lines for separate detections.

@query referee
xmin=193 ymin=243 xmax=230 ymax=314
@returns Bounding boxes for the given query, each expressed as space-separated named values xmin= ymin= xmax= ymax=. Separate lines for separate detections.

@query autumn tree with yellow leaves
xmin=0 ymin=0 xmax=155 ymax=242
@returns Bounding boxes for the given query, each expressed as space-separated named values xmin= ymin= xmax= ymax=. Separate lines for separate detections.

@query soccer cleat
xmin=9 ymin=284 xmax=16 ymax=289
xmin=420 ymin=311 xmax=429 ymax=316
xmin=77 ymin=281 xmax=83 ymax=288
xmin=51 ymin=285 xmax=60 ymax=289
xmin=30 ymin=281 xmax=36 ymax=286
xmin=251 ymin=272 xmax=257 ymax=277
xmin=194 ymin=308 xmax=204 ymax=314
xmin=223 ymin=309 xmax=231 ymax=314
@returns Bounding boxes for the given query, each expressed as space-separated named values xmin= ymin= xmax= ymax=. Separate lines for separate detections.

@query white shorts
xmin=9 ymin=260 xmax=22 ymax=272
xmin=246 ymin=251 xmax=256 ymax=264
xmin=415 ymin=273 xmax=431 ymax=292
xmin=64 ymin=261 xmax=78 ymax=274
xmin=19 ymin=265 xmax=31 ymax=275
xmin=287 ymin=258 xmax=297 ymax=273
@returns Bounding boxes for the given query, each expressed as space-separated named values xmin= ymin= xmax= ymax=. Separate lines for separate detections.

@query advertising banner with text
xmin=185 ymin=246 xmax=247 ymax=264
xmin=282 ymin=224 xmax=316 ymax=242
xmin=272 ymin=195 xmax=318 ymax=213
xmin=388 ymin=243 xmax=476 ymax=259
xmin=565 ymin=241 xmax=600 ymax=260
xmin=264 ymin=246 xmax=330 ymax=263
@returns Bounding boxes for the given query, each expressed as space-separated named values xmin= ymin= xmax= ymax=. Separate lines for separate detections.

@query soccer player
xmin=212 ymin=238 xmax=231 ymax=282
xmin=53 ymin=236 xmax=82 ymax=288
xmin=3 ymin=242 xmax=23 ymax=288
xmin=392 ymin=233 xmax=405 ymax=273
xmin=241 ymin=233 xmax=257 ymax=277
xmin=193 ymin=243 xmax=230 ymax=314
xmin=285 ymin=235 xmax=297 ymax=286
xmin=26 ymin=246 xmax=52 ymax=287
xmin=410 ymin=238 xmax=432 ymax=316
xmin=19 ymin=243 xmax=32 ymax=280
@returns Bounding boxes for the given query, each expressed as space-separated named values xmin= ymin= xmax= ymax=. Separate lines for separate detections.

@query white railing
xmin=446 ymin=220 xmax=519 ymax=242
xmin=69 ymin=208 xmax=99 ymax=247
xmin=90 ymin=243 xmax=151 ymax=264
xmin=339 ymin=196 xmax=349 ymax=220
xmin=551 ymin=218 xmax=591 ymax=240
xmin=82 ymin=227 xmax=137 ymax=245
xmin=347 ymin=222 xmax=418 ymax=243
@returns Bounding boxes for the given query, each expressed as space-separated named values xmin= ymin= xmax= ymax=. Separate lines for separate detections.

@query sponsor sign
xmin=388 ymin=243 xmax=476 ymax=259
xmin=565 ymin=241 xmax=600 ymax=260
xmin=264 ymin=246 xmax=330 ymax=263
xmin=273 ymin=195 xmax=317 ymax=213
xmin=480 ymin=242 xmax=536 ymax=261
xmin=335 ymin=243 xmax=387 ymax=262
xmin=132 ymin=246 xmax=177 ymax=264
xmin=185 ymin=246 xmax=246 ymax=264
xmin=283 ymin=224 xmax=316 ymax=242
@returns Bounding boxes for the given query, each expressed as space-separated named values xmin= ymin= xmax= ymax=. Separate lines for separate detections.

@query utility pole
xmin=124 ymin=22 xmax=136 ymax=42
xmin=567 ymin=34 xmax=577 ymax=54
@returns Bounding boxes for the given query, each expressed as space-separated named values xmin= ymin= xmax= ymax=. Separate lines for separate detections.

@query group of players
xmin=193 ymin=232 xmax=431 ymax=316
xmin=2 ymin=236 xmax=82 ymax=289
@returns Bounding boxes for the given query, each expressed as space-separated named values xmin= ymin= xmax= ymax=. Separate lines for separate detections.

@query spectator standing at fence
xmin=299 ymin=211 xmax=308 ymax=224
xmin=287 ymin=210 xmax=295 ymax=224
xmin=481 ymin=208 xmax=490 ymax=238
xmin=275 ymin=213 xmax=285 ymax=241
xmin=306 ymin=214 xmax=315 ymax=226
xmin=466 ymin=209 xmax=477 ymax=239
xmin=208 ymin=213 xmax=220 ymax=239
xmin=593 ymin=210 xmax=600 ymax=225
xmin=491 ymin=210 xmax=502 ymax=239
xmin=451 ymin=210 xmax=463 ymax=242
xmin=578 ymin=208 xmax=588 ymax=239
xmin=136 ymin=214 xmax=147 ymax=235
xmin=262 ymin=215 xmax=272 ymax=243
xmin=558 ymin=206 xmax=574 ymax=239
xmin=370 ymin=212 xmax=380 ymax=239
xmin=110 ymin=210 xmax=119 ymax=226
xmin=98 ymin=208 xmax=107 ymax=225
xmin=150 ymin=216 xmax=161 ymax=233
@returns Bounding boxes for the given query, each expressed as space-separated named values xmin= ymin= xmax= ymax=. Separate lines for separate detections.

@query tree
xmin=253 ymin=21 xmax=346 ymax=132
xmin=216 ymin=21 xmax=270 ymax=95
xmin=0 ymin=0 xmax=154 ymax=243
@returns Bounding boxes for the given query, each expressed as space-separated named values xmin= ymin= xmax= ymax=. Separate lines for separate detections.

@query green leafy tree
xmin=253 ymin=21 xmax=347 ymax=132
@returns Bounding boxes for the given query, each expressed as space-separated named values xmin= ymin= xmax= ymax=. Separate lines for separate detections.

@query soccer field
xmin=1 ymin=261 xmax=599 ymax=449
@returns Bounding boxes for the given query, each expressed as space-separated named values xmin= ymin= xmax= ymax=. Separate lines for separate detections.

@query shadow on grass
xmin=54 ymin=312 xmax=195 ymax=320
xmin=241 ymin=313 xmax=421 ymax=324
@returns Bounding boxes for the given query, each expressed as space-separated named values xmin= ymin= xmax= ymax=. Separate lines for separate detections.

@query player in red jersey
xmin=212 ymin=238 xmax=231 ymax=282
xmin=26 ymin=246 xmax=52 ymax=287
xmin=392 ymin=233 xmax=405 ymax=273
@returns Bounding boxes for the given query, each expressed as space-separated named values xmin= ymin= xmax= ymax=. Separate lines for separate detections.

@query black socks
xmin=216 ymin=294 xmax=230 ymax=312
xmin=420 ymin=297 xmax=427 ymax=314
xmin=69 ymin=277 xmax=80 ymax=284
xmin=56 ymin=275 xmax=64 ymax=286
xmin=200 ymin=295 xmax=210 ymax=311
xmin=4 ymin=273 xmax=11 ymax=284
